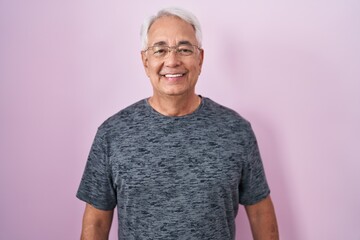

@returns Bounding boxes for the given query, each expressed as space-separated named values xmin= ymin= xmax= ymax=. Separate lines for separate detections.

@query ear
xmin=198 ymin=49 xmax=204 ymax=74
xmin=141 ymin=51 xmax=150 ymax=77
xmin=199 ymin=49 xmax=204 ymax=67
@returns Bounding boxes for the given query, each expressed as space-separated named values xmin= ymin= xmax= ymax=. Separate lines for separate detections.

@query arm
xmin=245 ymin=195 xmax=279 ymax=240
xmin=80 ymin=203 xmax=114 ymax=240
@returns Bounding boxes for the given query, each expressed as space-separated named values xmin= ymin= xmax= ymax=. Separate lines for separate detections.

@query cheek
xmin=188 ymin=59 xmax=202 ymax=74
xmin=148 ymin=62 xmax=162 ymax=75
xmin=190 ymin=65 xmax=202 ymax=76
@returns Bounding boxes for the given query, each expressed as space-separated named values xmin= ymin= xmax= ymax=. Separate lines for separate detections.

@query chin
xmin=163 ymin=87 xmax=192 ymax=96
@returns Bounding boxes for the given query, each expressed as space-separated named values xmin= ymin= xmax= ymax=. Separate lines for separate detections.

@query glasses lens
xmin=152 ymin=46 xmax=168 ymax=57
xmin=177 ymin=45 xmax=194 ymax=56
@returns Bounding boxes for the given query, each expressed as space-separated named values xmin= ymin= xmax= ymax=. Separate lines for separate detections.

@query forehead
xmin=147 ymin=16 xmax=197 ymax=46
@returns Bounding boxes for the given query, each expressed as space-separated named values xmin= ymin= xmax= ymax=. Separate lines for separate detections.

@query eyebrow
xmin=178 ymin=40 xmax=192 ymax=45
xmin=152 ymin=40 xmax=193 ymax=46
xmin=152 ymin=41 xmax=167 ymax=46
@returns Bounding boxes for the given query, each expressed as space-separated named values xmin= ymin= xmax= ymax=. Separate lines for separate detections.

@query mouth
xmin=164 ymin=73 xmax=184 ymax=78
xmin=161 ymin=73 xmax=186 ymax=78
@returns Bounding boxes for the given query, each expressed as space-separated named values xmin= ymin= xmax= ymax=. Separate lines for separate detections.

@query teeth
xmin=165 ymin=74 xmax=183 ymax=78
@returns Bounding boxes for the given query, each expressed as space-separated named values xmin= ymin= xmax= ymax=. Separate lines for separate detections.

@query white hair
xmin=140 ymin=7 xmax=202 ymax=50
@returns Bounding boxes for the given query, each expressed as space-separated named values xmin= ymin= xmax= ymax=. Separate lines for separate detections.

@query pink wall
xmin=1 ymin=0 xmax=359 ymax=239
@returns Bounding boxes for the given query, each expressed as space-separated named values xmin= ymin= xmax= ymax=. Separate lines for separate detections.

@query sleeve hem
xmin=76 ymin=193 xmax=116 ymax=211
xmin=239 ymin=189 xmax=271 ymax=206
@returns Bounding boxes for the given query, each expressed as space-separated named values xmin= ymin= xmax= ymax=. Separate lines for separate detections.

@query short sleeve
xmin=238 ymin=124 xmax=270 ymax=205
xmin=76 ymin=128 xmax=117 ymax=210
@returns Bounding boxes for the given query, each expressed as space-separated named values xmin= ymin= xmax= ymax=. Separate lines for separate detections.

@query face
xmin=141 ymin=16 xmax=204 ymax=98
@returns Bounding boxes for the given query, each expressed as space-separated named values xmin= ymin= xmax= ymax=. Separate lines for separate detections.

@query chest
xmin=108 ymin=122 xmax=246 ymax=198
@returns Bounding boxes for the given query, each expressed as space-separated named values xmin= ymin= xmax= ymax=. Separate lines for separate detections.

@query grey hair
xmin=140 ymin=7 xmax=202 ymax=50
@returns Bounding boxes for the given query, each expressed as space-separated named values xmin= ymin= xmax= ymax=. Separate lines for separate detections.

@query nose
xmin=164 ymin=48 xmax=181 ymax=67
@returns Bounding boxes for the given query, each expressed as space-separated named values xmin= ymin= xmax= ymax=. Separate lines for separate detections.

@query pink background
xmin=1 ymin=0 xmax=359 ymax=239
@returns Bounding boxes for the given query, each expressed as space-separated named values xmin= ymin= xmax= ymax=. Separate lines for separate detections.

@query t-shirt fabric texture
xmin=77 ymin=97 xmax=270 ymax=240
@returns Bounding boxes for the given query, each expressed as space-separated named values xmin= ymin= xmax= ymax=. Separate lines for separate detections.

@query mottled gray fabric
xmin=77 ymin=97 xmax=270 ymax=240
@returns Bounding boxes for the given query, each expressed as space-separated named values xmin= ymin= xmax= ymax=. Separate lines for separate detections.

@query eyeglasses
xmin=143 ymin=44 xmax=202 ymax=58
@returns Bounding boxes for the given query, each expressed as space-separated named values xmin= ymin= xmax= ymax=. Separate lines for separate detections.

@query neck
xmin=148 ymin=93 xmax=201 ymax=117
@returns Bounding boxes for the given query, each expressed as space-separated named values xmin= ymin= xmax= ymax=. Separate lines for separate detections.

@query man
xmin=77 ymin=7 xmax=279 ymax=240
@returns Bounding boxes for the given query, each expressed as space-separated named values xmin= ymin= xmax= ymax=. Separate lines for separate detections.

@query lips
xmin=160 ymin=72 xmax=187 ymax=79
xmin=164 ymin=73 xmax=184 ymax=78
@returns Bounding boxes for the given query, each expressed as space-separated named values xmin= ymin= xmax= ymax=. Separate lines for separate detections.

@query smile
xmin=162 ymin=73 xmax=185 ymax=78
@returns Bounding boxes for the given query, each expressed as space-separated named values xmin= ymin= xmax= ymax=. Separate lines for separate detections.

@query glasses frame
xmin=143 ymin=44 xmax=202 ymax=58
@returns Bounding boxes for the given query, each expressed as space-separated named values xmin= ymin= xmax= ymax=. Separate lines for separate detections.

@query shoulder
xmin=202 ymin=97 xmax=250 ymax=127
xmin=97 ymin=99 xmax=148 ymax=134
xmin=200 ymin=97 xmax=258 ymax=155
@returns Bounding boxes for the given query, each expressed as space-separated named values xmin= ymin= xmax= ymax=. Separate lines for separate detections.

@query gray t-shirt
xmin=77 ymin=97 xmax=270 ymax=240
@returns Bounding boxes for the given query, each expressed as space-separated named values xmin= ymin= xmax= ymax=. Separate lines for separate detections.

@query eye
xmin=153 ymin=47 xmax=167 ymax=56
xmin=177 ymin=46 xmax=194 ymax=55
